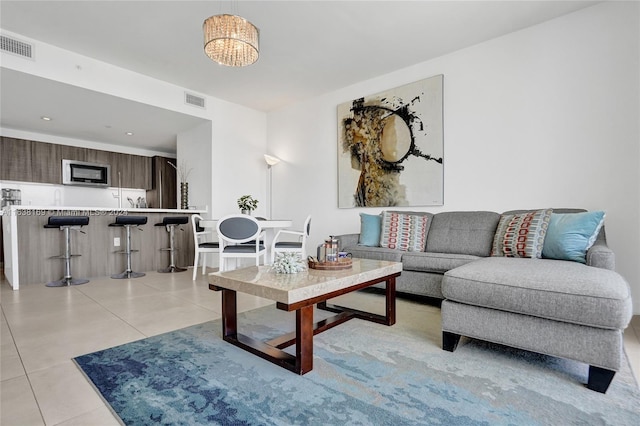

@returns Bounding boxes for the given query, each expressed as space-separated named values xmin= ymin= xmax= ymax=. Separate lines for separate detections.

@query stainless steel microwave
xmin=62 ymin=159 xmax=111 ymax=187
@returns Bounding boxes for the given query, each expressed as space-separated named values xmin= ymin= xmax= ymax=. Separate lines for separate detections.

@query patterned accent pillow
xmin=491 ymin=209 xmax=553 ymax=258
xmin=379 ymin=211 xmax=429 ymax=252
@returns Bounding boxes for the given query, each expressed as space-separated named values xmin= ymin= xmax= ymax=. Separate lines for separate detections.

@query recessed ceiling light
xmin=125 ymin=132 xmax=134 ymax=136
xmin=41 ymin=116 xmax=52 ymax=121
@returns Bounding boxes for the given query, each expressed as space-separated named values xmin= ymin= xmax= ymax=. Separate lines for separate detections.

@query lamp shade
xmin=264 ymin=154 xmax=281 ymax=166
xmin=203 ymin=14 xmax=259 ymax=67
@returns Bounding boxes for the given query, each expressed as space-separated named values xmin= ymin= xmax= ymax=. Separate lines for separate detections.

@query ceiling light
xmin=125 ymin=132 xmax=134 ymax=136
xmin=41 ymin=116 xmax=52 ymax=121
xmin=203 ymin=14 xmax=259 ymax=67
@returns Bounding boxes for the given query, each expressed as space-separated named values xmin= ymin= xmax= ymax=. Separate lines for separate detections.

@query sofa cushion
xmin=542 ymin=211 xmax=605 ymax=264
xmin=442 ymin=257 xmax=632 ymax=330
xmin=425 ymin=211 xmax=500 ymax=256
xmin=491 ymin=209 xmax=552 ymax=258
xmin=380 ymin=211 xmax=430 ymax=252
xmin=402 ymin=251 xmax=481 ymax=274
xmin=345 ymin=245 xmax=403 ymax=263
xmin=358 ymin=213 xmax=382 ymax=247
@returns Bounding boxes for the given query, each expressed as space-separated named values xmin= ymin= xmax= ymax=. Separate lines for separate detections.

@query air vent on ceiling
xmin=1 ymin=35 xmax=34 ymax=59
xmin=185 ymin=92 xmax=206 ymax=109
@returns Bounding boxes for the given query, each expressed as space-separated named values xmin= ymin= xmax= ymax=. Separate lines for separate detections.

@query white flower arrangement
xmin=271 ymin=252 xmax=307 ymax=274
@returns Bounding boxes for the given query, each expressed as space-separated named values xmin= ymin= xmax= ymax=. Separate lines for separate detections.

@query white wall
xmin=177 ymin=121 xmax=213 ymax=212
xmin=1 ymin=30 xmax=268 ymax=219
xmin=268 ymin=2 xmax=640 ymax=313
xmin=210 ymin=99 xmax=269 ymax=219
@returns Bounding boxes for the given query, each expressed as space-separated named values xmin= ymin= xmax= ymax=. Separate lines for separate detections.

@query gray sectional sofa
xmin=335 ymin=209 xmax=633 ymax=393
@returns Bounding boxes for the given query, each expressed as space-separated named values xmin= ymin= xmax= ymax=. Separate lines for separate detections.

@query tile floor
xmin=1 ymin=269 xmax=639 ymax=425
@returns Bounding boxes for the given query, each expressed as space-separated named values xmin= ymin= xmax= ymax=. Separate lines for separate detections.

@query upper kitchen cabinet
xmin=131 ymin=155 xmax=152 ymax=190
xmin=108 ymin=152 xmax=151 ymax=190
xmin=85 ymin=148 xmax=111 ymax=166
xmin=1 ymin=137 xmax=62 ymax=184
xmin=31 ymin=139 xmax=62 ymax=183
xmin=0 ymin=137 xmax=32 ymax=182
xmin=59 ymin=145 xmax=87 ymax=163
xmin=1 ymin=137 xmax=152 ymax=189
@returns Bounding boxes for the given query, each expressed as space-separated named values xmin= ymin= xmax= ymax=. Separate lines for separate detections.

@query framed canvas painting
xmin=337 ymin=74 xmax=443 ymax=208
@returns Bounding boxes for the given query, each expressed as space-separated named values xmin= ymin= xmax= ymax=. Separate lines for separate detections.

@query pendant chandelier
xmin=203 ymin=14 xmax=259 ymax=67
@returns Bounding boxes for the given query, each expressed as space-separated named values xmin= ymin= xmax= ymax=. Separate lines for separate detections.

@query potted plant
xmin=237 ymin=195 xmax=258 ymax=215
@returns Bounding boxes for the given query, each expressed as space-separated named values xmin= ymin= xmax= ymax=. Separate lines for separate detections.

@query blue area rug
xmin=74 ymin=304 xmax=640 ymax=425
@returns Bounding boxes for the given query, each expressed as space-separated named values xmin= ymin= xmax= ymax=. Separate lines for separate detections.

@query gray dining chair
xmin=217 ymin=214 xmax=266 ymax=271
xmin=271 ymin=215 xmax=311 ymax=263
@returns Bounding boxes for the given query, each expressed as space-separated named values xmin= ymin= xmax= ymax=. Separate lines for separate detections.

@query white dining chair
xmin=191 ymin=214 xmax=219 ymax=280
xmin=271 ymin=215 xmax=312 ymax=263
xmin=217 ymin=214 xmax=266 ymax=271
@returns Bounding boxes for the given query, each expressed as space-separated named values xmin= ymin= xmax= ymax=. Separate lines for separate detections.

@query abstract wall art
xmin=337 ymin=74 xmax=443 ymax=208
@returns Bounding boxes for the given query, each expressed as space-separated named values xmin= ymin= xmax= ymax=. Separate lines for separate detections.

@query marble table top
xmin=208 ymin=258 xmax=402 ymax=305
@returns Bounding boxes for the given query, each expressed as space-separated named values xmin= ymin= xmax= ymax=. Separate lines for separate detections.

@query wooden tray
xmin=308 ymin=258 xmax=353 ymax=270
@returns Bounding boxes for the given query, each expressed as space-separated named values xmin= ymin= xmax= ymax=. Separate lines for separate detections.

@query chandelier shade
xmin=203 ymin=14 xmax=259 ymax=67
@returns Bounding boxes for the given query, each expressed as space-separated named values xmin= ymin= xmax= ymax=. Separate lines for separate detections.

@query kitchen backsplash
xmin=0 ymin=180 xmax=146 ymax=208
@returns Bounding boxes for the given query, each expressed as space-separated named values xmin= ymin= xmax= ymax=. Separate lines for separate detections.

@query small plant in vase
xmin=237 ymin=195 xmax=258 ymax=215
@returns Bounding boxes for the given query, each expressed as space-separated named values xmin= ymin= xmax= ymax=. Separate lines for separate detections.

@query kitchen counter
xmin=2 ymin=206 xmax=206 ymax=289
xmin=3 ymin=206 xmax=206 ymax=214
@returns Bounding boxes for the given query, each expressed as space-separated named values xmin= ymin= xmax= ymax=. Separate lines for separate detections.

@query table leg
xmin=385 ymin=276 xmax=397 ymax=326
xmin=296 ymin=305 xmax=314 ymax=374
xmin=318 ymin=275 xmax=397 ymax=326
xmin=221 ymin=289 xmax=237 ymax=339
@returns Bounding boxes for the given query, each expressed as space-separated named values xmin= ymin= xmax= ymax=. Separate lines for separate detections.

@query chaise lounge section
xmin=335 ymin=208 xmax=633 ymax=392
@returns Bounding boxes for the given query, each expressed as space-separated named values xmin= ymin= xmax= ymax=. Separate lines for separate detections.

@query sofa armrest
xmin=335 ymin=233 xmax=360 ymax=249
xmin=586 ymin=240 xmax=616 ymax=271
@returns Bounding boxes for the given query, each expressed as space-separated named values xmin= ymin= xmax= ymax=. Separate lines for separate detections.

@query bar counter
xmin=2 ymin=206 xmax=205 ymax=289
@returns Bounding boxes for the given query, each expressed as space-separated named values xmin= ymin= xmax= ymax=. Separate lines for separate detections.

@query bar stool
xmin=109 ymin=216 xmax=147 ymax=279
xmin=44 ymin=216 xmax=90 ymax=287
xmin=155 ymin=216 xmax=189 ymax=273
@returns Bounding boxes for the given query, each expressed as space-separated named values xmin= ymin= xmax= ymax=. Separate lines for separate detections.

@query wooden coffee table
xmin=208 ymin=258 xmax=402 ymax=375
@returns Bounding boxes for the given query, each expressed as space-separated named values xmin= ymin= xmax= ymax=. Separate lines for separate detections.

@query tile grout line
xmin=1 ymin=305 xmax=47 ymax=424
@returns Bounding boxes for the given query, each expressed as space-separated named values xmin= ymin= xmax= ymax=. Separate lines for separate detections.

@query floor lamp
xmin=264 ymin=154 xmax=281 ymax=218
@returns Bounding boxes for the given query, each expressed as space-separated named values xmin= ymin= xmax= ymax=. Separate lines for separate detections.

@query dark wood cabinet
xmin=85 ymin=148 xmax=111 ymax=166
xmin=59 ymin=145 xmax=87 ymax=163
xmin=0 ymin=137 xmax=32 ymax=182
xmin=31 ymin=140 xmax=61 ymax=183
xmin=131 ymin=155 xmax=152 ymax=190
xmin=1 ymin=136 xmax=154 ymax=190
xmin=109 ymin=152 xmax=129 ymax=188
xmin=146 ymin=156 xmax=177 ymax=208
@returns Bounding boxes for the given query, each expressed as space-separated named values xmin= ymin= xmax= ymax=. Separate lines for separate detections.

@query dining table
xmin=199 ymin=218 xmax=293 ymax=264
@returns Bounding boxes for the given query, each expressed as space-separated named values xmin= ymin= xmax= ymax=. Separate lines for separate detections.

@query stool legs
xmin=46 ymin=226 xmax=90 ymax=287
xmin=159 ymin=224 xmax=186 ymax=273
xmin=112 ymin=225 xmax=145 ymax=279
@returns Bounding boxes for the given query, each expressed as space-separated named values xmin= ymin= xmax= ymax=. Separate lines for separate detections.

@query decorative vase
xmin=241 ymin=209 xmax=251 ymax=215
xmin=180 ymin=182 xmax=189 ymax=209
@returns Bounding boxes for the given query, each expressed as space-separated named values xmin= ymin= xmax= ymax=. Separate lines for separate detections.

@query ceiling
xmin=0 ymin=0 xmax=599 ymax=153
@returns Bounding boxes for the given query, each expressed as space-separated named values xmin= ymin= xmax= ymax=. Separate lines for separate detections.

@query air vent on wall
xmin=185 ymin=92 xmax=206 ymax=109
xmin=1 ymin=35 xmax=34 ymax=59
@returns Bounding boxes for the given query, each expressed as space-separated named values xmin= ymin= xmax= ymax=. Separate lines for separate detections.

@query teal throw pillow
xmin=358 ymin=213 xmax=382 ymax=247
xmin=542 ymin=211 xmax=605 ymax=263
